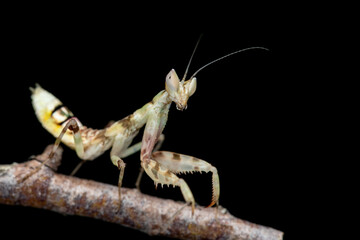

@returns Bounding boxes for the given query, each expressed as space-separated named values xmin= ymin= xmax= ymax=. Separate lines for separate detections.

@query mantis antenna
xmin=181 ymin=34 xmax=203 ymax=82
xmin=189 ymin=46 xmax=269 ymax=80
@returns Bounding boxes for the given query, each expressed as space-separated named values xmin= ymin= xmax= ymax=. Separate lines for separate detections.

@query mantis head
xmin=164 ymin=35 xmax=268 ymax=111
xmin=165 ymin=69 xmax=196 ymax=111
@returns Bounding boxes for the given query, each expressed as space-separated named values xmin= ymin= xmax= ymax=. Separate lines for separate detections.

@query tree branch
xmin=0 ymin=145 xmax=283 ymax=240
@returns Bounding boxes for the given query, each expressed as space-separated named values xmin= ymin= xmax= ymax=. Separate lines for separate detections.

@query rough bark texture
xmin=0 ymin=145 xmax=283 ymax=240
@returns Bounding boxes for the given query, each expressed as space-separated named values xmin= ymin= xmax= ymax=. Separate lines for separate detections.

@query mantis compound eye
xmin=187 ymin=77 xmax=197 ymax=97
xmin=165 ymin=69 xmax=180 ymax=93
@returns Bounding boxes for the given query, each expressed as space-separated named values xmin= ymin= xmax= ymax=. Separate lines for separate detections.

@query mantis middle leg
xmin=105 ymin=133 xmax=165 ymax=190
xmin=109 ymin=133 xmax=162 ymax=207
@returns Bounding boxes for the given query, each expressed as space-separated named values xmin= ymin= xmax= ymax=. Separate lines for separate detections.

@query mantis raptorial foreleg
xmin=120 ymin=134 xmax=165 ymax=160
xmin=152 ymin=151 xmax=220 ymax=207
xmin=139 ymin=112 xmax=196 ymax=214
xmin=141 ymin=159 xmax=195 ymax=214
xmin=135 ymin=134 xmax=165 ymax=190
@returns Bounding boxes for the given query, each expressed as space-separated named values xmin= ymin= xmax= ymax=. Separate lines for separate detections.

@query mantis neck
xmin=152 ymin=90 xmax=172 ymax=110
xmin=125 ymin=90 xmax=172 ymax=131
xmin=104 ymin=90 xmax=172 ymax=138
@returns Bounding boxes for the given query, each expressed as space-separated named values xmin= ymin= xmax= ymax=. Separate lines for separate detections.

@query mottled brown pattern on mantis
xmin=29 ymin=41 xmax=268 ymax=215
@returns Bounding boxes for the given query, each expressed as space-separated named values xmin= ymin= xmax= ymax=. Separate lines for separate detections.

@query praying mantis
xmin=28 ymin=38 xmax=268 ymax=214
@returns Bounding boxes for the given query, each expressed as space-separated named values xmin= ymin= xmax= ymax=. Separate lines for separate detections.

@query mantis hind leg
xmin=21 ymin=118 xmax=84 ymax=182
xmin=55 ymin=117 xmax=85 ymax=176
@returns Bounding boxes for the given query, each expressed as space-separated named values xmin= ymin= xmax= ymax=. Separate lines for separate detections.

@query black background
xmin=0 ymin=5 xmax=326 ymax=240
